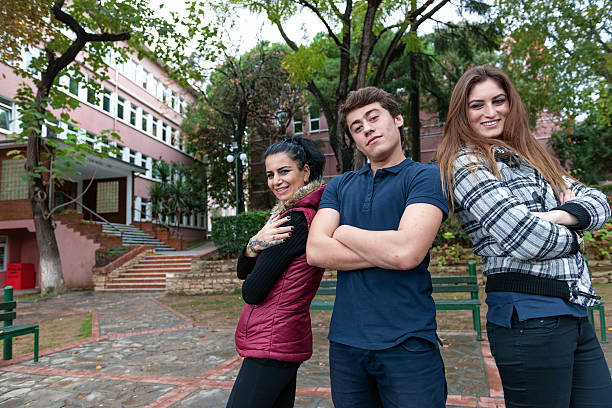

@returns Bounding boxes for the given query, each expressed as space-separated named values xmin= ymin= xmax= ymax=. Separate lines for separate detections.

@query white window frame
xmin=116 ymin=95 xmax=125 ymax=120
xmin=0 ymin=96 xmax=16 ymax=132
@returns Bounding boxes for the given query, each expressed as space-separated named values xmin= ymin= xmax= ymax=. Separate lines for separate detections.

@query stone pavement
xmin=0 ymin=292 xmax=609 ymax=408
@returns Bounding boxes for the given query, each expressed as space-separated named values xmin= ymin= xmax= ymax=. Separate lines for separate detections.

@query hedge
xmin=211 ymin=210 xmax=270 ymax=257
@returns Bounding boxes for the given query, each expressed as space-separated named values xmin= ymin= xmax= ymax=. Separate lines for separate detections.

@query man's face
xmin=346 ymin=102 xmax=403 ymax=161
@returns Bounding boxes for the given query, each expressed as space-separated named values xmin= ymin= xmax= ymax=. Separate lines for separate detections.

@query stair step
xmin=112 ymin=278 xmax=166 ymax=283
xmin=105 ymin=283 xmax=166 ymax=289
xmin=120 ymin=273 xmax=167 ymax=279
xmin=99 ymin=288 xmax=166 ymax=292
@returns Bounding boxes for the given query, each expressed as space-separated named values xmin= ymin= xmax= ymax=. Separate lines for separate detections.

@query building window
xmin=161 ymin=123 xmax=167 ymax=142
xmin=128 ymin=60 xmax=138 ymax=82
xmin=294 ymin=121 xmax=302 ymax=134
xmin=152 ymin=119 xmax=158 ymax=138
xmin=0 ymin=96 xmax=14 ymax=131
xmin=102 ymin=89 xmax=111 ymax=113
xmin=86 ymin=86 xmax=96 ymax=104
xmin=68 ymin=77 xmax=79 ymax=96
xmin=141 ymin=201 xmax=149 ymax=220
xmin=130 ymin=105 xmax=137 ymax=126
xmin=0 ymin=159 xmax=28 ymax=200
xmin=116 ymin=96 xmax=125 ymax=119
xmin=141 ymin=111 xmax=149 ymax=132
xmin=141 ymin=69 xmax=149 ymax=88
xmin=309 ymin=117 xmax=320 ymax=131
xmin=148 ymin=76 xmax=158 ymax=95
xmin=96 ymin=181 xmax=119 ymax=213
xmin=0 ymin=236 xmax=7 ymax=272
xmin=169 ymin=127 xmax=175 ymax=146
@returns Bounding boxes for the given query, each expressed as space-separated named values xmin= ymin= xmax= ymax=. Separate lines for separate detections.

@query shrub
xmin=211 ymin=210 xmax=270 ymax=258
xmin=432 ymin=215 xmax=472 ymax=248
xmin=584 ymin=219 xmax=612 ymax=261
xmin=550 ymin=118 xmax=612 ymax=185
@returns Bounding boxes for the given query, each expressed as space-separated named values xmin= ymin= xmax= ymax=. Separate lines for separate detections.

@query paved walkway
xmin=0 ymin=292 xmax=609 ymax=407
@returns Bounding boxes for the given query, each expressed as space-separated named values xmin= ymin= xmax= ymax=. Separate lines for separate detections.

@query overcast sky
xmin=148 ymin=1 xmax=466 ymax=56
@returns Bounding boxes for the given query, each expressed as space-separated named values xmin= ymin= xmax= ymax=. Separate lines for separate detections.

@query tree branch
xmin=297 ymin=0 xmax=343 ymax=47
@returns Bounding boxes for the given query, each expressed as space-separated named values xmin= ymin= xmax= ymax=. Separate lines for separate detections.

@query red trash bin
xmin=6 ymin=263 xmax=35 ymax=290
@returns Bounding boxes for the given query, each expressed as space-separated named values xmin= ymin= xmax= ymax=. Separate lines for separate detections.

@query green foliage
xmin=550 ymin=118 xmax=612 ymax=185
xmin=429 ymin=215 xmax=477 ymax=266
xmin=496 ymin=0 xmax=611 ymax=126
xmin=183 ymin=41 xmax=306 ymax=208
xmin=211 ymin=210 xmax=270 ymax=257
xmin=432 ymin=215 xmax=472 ymax=248
xmin=584 ymin=219 xmax=612 ymax=261
xmin=150 ymin=161 xmax=207 ymax=227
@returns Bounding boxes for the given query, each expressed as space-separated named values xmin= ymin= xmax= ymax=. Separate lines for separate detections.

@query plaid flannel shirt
xmin=453 ymin=147 xmax=611 ymax=307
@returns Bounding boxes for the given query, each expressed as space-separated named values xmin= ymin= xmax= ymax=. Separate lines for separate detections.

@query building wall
xmin=0 ymin=45 xmax=206 ymax=288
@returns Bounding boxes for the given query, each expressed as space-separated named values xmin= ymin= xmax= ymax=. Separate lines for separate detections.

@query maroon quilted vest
xmin=234 ymin=183 xmax=325 ymax=362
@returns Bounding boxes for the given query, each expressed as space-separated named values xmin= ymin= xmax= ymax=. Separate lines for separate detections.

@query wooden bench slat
xmin=432 ymin=285 xmax=479 ymax=293
xmin=0 ymin=324 xmax=38 ymax=338
xmin=431 ymin=276 xmax=477 ymax=284
xmin=0 ymin=301 xmax=17 ymax=310
xmin=0 ymin=312 xmax=17 ymax=322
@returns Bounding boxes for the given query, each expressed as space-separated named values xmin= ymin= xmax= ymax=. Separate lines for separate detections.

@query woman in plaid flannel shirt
xmin=437 ymin=65 xmax=612 ymax=407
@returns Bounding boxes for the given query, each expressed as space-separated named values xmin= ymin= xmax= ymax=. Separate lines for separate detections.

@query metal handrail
xmin=56 ymin=191 xmax=123 ymax=241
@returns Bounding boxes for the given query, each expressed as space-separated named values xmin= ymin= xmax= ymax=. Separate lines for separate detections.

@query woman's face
xmin=265 ymin=152 xmax=310 ymax=201
xmin=467 ymin=78 xmax=510 ymax=140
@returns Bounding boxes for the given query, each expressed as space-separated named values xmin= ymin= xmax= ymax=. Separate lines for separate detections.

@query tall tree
xmin=228 ymin=0 xmax=491 ymax=169
xmin=496 ymin=0 xmax=611 ymax=126
xmin=0 ymin=0 xmax=217 ymax=294
xmin=183 ymin=42 xmax=306 ymax=211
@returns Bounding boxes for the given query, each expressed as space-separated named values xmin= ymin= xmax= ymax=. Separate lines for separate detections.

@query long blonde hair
xmin=436 ymin=65 xmax=570 ymax=211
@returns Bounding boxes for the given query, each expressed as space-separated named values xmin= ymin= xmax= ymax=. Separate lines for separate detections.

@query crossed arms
xmin=306 ymin=203 xmax=444 ymax=271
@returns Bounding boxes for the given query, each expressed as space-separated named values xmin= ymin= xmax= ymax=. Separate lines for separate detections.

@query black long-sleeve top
xmin=237 ymin=212 xmax=308 ymax=305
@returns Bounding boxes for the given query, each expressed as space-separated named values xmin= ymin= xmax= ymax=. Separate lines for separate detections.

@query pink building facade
xmin=0 ymin=48 xmax=205 ymax=289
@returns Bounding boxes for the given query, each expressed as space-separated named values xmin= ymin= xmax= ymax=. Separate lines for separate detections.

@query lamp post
xmin=226 ymin=142 xmax=247 ymax=215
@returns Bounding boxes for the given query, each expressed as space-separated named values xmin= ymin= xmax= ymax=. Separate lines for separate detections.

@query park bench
xmin=588 ymin=303 xmax=607 ymax=343
xmin=311 ymin=261 xmax=483 ymax=341
xmin=1 ymin=286 xmax=39 ymax=362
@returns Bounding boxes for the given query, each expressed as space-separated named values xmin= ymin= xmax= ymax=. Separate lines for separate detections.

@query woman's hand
xmin=559 ymin=189 xmax=576 ymax=204
xmin=245 ymin=216 xmax=293 ymax=257
xmin=531 ymin=189 xmax=578 ymax=226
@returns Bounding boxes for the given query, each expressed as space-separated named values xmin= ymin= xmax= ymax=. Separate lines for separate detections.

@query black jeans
xmin=487 ymin=313 xmax=612 ymax=407
xmin=226 ymin=357 xmax=301 ymax=408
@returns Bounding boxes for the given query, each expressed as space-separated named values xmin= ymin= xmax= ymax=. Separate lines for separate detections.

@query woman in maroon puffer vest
xmin=226 ymin=136 xmax=326 ymax=408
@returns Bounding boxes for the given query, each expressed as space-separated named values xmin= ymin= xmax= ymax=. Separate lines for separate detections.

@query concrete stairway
xmin=100 ymin=254 xmax=194 ymax=292
xmin=99 ymin=223 xmax=174 ymax=251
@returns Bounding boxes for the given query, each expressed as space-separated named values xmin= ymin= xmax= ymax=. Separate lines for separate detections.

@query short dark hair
xmin=339 ymin=86 xmax=403 ymax=141
xmin=263 ymin=136 xmax=325 ymax=182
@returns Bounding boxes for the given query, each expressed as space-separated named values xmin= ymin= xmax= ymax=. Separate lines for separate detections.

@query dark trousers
xmin=487 ymin=314 xmax=612 ymax=407
xmin=226 ymin=357 xmax=301 ymax=408
xmin=329 ymin=337 xmax=447 ymax=408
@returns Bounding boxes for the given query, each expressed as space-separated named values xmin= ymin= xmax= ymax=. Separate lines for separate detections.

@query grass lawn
xmin=5 ymin=311 xmax=93 ymax=357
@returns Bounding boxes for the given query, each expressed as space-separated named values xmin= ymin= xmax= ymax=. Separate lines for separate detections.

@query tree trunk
xmin=25 ymin=95 xmax=66 ymax=295
xmin=409 ymin=51 xmax=421 ymax=163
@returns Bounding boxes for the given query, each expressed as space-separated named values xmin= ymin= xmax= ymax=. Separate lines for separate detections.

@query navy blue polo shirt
xmin=319 ymin=158 xmax=449 ymax=350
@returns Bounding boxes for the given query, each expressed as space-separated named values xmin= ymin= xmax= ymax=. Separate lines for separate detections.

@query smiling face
xmin=265 ymin=152 xmax=310 ymax=202
xmin=467 ymin=78 xmax=510 ymax=140
xmin=346 ymin=102 xmax=404 ymax=165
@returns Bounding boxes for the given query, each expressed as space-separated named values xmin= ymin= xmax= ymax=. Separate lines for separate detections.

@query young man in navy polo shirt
xmin=307 ymin=86 xmax=449 ymax=407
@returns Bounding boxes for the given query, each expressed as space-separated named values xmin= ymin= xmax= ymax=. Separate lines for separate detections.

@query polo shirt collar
xmin=357 ymin=158 xmax=413 ymax=175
